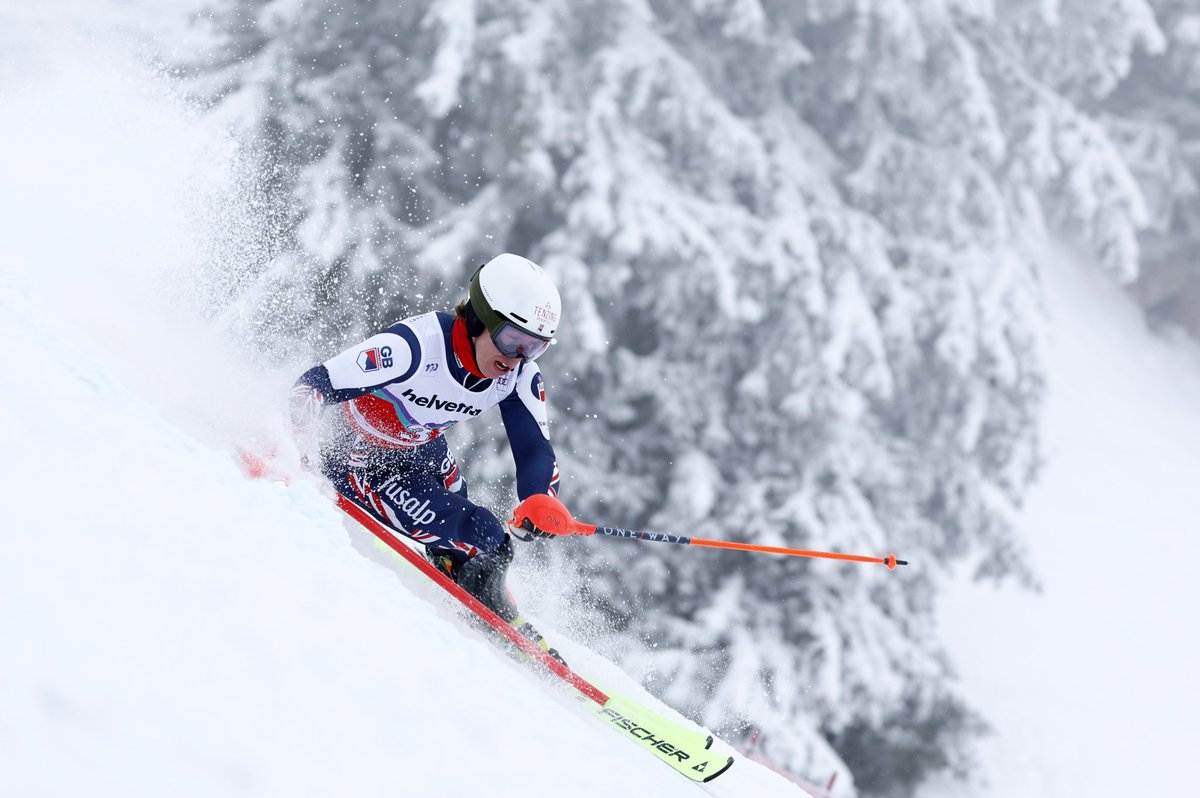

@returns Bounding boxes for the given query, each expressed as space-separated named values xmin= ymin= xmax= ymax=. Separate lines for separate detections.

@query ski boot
xmin=424 ymin=549 xmax=458 ymax=580
xmin=428 ymin=537 xmax=567 ymax=667
xmin=509 ymin=616 xmax=568 ymax=667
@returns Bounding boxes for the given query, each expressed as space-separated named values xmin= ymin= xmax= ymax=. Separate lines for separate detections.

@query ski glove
xmin=507 ymin=494 xmax=576 ymax=541
xmin=507 ymin=516 xmax=553 ymax=542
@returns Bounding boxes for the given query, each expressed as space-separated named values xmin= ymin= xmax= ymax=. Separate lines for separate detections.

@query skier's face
xmin=475 ymin=328 xmax=522 ymax=378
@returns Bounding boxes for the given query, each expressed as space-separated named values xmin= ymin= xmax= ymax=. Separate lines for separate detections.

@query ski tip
xmin=702 ymin=756 xmax=735 ymax=783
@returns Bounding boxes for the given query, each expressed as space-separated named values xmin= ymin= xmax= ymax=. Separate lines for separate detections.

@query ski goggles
xmin=490 ymin=321 xmax=553 ymax=361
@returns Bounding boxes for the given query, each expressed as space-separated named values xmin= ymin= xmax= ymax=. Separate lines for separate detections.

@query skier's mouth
xmin=495 ymin=360 xmax=511 ymax=373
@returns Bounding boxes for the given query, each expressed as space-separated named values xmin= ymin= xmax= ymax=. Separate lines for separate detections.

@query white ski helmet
xmin=469 ymin=253 xmax=561 ymax=360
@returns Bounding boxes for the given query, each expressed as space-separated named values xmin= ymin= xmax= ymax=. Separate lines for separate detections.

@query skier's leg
xmin=321 ymin=435 xmax=502 ymax=555
xmin=343 ymin=473 xmax=506 ymax=559
xmin=324 ymin=438 xmax=565 ymax=663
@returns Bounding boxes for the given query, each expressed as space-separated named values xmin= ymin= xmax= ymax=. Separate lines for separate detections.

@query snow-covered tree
xmin=187 ymin=1 xmax=1166 ymax=793
xmin=1097 ymin=0 xmax=1200 ymax=335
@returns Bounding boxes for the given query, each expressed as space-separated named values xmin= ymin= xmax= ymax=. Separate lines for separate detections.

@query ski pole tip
xmin=885 ymin=554 xmax=908 ymax=570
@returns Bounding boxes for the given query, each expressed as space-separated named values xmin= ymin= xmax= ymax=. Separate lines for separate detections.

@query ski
xmin=235 ymin=447 xmax=733 ymax=782
xmin=585 ymin=691 xmax=733 ymax=782
xmin=334 ymin=493 xmax=734 ymax=783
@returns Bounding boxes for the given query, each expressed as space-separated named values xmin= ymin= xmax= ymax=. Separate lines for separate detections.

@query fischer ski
xmin=235 ymin=447 xmax=733 ymax=783
xmin=334 ymin=493 xmax=734 ymax=783
xmin=587 ymin=692 xmax=733 ymax=782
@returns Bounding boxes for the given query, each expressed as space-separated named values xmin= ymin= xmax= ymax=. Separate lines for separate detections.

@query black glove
xmin=507 ymin=517 xmax=553 ymax=541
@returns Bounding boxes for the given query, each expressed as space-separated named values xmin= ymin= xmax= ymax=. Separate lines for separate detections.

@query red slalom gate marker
xmin=511 ymin=494 xmax=908 ymax=571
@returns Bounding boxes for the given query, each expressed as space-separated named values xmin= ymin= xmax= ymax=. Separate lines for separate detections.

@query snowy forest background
xmin=146 ymin=1 xmax=1199 ymax=795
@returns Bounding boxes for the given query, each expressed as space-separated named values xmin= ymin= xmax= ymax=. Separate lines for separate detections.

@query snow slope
xmin=0 ymin=275 xmax=800 ymax=797
xmin=13 ymin=3 xmax=1198 ymax=797
xmin=925 ymin=252 xmax=1200 ymax=798
xmin=0 ymin=5 xmax=809 ymax=797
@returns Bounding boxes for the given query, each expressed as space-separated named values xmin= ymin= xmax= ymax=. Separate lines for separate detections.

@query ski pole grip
xmin=509 ymin=494 xmax=594 ymax=537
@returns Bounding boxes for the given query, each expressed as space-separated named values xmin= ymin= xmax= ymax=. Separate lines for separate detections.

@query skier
xmin=289 ymin=253 xmax=567 ymax=661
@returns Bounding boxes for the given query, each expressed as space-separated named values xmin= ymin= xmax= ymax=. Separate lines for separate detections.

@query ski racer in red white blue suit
xmin=290 ymin=254 xmax=567 ymax=659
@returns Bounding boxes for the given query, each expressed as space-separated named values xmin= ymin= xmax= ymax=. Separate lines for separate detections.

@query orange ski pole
xmin=511 ymin=494 xmax=908 ymax=571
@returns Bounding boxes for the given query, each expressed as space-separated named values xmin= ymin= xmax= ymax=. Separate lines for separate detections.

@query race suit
xmin=293 ymin=311 xmax=560 ymax=561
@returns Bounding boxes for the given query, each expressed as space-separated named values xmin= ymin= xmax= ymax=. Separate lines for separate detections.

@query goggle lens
xmin=491 ymin=322 xmax=552 ymax=361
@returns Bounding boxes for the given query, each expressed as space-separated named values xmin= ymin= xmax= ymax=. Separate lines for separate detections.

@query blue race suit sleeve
xmin=499 ymin=364 xmax=559 ymax=500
